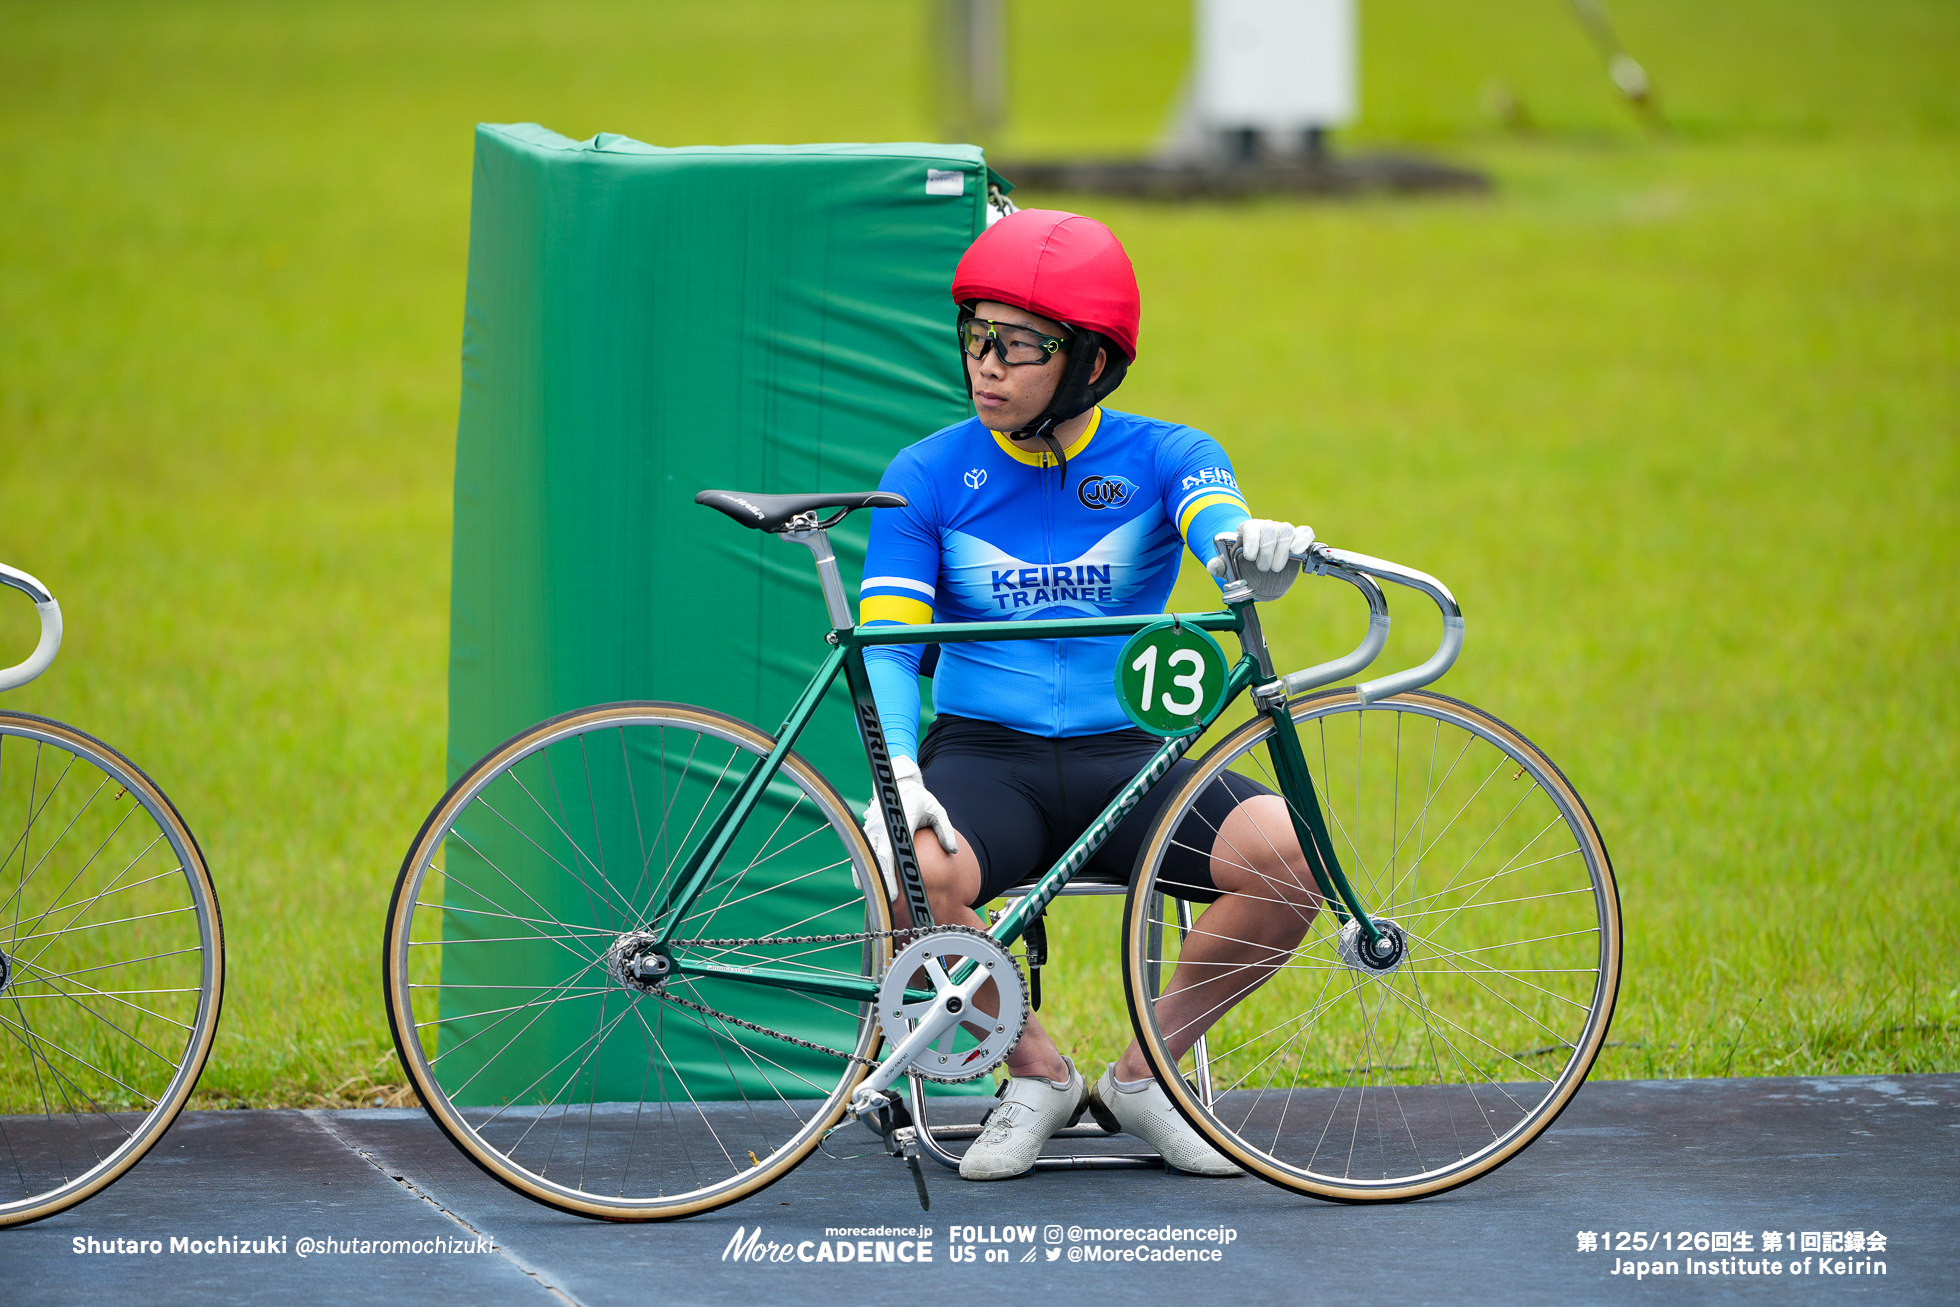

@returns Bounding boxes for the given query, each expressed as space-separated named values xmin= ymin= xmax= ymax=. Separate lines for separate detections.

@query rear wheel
xmin=0 ymin=712 xmax=224 ymax=1227
xmin=1122 ymin=690 xmax=1619 ymax=1201
xmin=384 ymin=702 xmax=890 ymax=1220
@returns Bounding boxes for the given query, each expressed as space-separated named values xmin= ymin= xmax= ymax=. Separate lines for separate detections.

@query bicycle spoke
xmin=1127 ymin=692 xmax=1615 ymax=1198
xmin=387 ymin=707 xmax=884 ymax=1218
xmin=1 ymin=716 xmax=220 ymax=1225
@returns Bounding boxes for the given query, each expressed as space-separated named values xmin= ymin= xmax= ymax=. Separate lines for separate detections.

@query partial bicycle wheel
xmin=384 ymin=701 xmax=892 ymax=1220
xmin=1122 ymin=689 xmax=1619 ymax=1201
xmin=0 ymin=712 xmax=225 ymax=1227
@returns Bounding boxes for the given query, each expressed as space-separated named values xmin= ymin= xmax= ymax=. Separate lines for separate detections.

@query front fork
xmin=1257 ymin=688 xmax=1383 ymax=949
xmin=1225 ymin=575 xmax=1384 ymax=951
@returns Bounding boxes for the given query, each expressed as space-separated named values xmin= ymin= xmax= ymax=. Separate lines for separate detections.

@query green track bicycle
xmin=383 ymin=489 xmax=1619 ymax=1220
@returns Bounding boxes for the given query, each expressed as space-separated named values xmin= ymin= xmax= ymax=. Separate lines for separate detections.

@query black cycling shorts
xmin=916 ymin=714 xmax=1274 ymax=907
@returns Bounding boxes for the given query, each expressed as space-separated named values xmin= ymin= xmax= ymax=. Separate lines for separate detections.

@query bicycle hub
xmin=1337 ymin=917 xmax=1408 ymax=976
xmin=0 ymin=948 xmax=11 ymax=997
xmin=604 ymin=932 xmax=670 ymax=992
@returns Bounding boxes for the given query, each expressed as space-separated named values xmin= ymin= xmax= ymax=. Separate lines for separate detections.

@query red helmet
xmin=951 ymin=209 xmax=1140 ymax=360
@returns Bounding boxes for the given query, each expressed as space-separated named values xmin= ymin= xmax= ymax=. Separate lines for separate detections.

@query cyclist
xmin=860 ymin=208 xmax=1322 ymax=1181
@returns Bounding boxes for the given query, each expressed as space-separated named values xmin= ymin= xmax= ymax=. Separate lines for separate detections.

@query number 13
xmin=1132 ymin=644 xmax=1206 ymax=715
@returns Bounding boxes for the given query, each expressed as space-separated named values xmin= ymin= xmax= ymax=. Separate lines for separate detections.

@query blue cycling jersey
xmin=859 ymin=406 xmax=1251 ymax=760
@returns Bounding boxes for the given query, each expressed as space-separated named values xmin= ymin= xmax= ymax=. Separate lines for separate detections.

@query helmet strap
xmin=1009 ymin=332 xmax=1112 ymax=490
xmin=1031 ymin=421 xmax=1069 ymax=486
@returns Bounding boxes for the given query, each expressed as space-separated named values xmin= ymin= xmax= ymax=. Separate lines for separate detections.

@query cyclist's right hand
xmin=1240 ymin=518 xmax=1315 ymax=573
xmin=861 ymin=756 xmax=959 ymax=895
xmin=1207 ymin=519 xmax=1314 ymax=602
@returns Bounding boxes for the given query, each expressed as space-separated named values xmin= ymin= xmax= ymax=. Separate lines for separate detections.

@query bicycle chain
xmin=649 ymin=988 xmax=884 ymax=1067
xmin=644 ymin=924 xmax=1001 ymax=1071
xmin=663 ymin=926 xmax=936 ymax=950
xmin=647 ymin=926 xmax=935 ymax=1068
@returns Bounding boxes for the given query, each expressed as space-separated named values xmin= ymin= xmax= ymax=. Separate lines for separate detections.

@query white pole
xmin=936 ymin=0 xmax=1006 ymax=145
xmin=1168 ymin=0 xmax=1357 ymax=163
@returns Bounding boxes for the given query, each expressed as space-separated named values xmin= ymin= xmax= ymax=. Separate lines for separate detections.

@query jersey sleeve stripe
xmin=1172 ymin=482 xmax=1247 ymax=520
xmin=861 ymin=575 xmax=937 ymax=599
xmin=859 ymin=595 xmax=934 ymax=626
xmin=1177 ymin=491 xmax=1249 ymax=537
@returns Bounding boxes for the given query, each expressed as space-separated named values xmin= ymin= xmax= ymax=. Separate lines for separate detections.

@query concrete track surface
xmin=6 ymin=1074 xmax=1956 ymax=1304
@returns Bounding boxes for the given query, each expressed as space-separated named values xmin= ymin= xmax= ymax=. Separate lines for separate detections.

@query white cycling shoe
xmin=958 ymin=1058 xmax=1088 ymax=1181
xmin=1089 ymin=1066 xmax=1244 ymax=1177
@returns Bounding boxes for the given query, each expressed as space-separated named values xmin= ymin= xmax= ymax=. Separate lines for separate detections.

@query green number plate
xmin=1114 ymin=621 xmax=1231 ymax=737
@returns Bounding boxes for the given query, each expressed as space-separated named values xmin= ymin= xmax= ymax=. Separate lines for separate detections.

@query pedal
xmin=1025 ymin=914 xmax=1047 ymax=1012
xmin=860 ymin=1089 xmax=913 ymax=1147
xmin=891 ymin=1126 xmax=931 ymax=1211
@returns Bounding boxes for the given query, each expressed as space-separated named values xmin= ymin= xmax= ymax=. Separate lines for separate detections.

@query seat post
xmin=780 ymin=520 xmax=855 ymax=631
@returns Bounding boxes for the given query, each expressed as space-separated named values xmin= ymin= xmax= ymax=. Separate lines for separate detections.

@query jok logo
xmin=965 ymin=468 xmax=987 ymax=490
xmin=1076 ymin=474 xmax=1135 ymax=510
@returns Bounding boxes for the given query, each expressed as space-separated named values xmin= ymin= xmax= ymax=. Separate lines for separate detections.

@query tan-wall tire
xmin=383 ymin=701 xmax=890 ymax=1221
xmin=1121 ymin=689 xmax=1619 ymax=1203
xmin=0 ymin=711 xmax=225 ymax=1228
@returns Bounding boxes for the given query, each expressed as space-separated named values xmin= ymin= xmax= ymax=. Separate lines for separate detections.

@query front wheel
xmin=384 ymin=702 xmax=892 ymax=1221
xmin=1121 ymin=689 xmax=1620 ymax=1201
xmin=0 ymin=712 xmax=225 ymax=1227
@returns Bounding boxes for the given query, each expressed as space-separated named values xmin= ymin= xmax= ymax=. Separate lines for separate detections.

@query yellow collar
xmin=990 ymin=407 xmax=1102 ymax=467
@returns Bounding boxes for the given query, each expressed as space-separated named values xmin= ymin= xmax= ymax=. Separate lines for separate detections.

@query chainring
xmin=876 ymin=925 xmax=1027 ymax=1083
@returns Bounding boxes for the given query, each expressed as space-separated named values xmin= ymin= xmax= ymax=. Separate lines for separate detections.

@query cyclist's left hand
xmin=861 ymin=757 xmax=959 ymax=899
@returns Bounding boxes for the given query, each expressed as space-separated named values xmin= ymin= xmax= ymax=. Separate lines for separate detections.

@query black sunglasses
xmin=960 ymin=318 xmax=1069 ymax=367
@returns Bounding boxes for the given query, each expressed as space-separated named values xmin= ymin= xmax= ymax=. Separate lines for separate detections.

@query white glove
xmin=1208 ymin=519 xmax=1315 ymax=601
xmin=862 ymin=756 xmax=959 ymax=898
xmin=1239 ymin=518 xmax=1315 ymax=572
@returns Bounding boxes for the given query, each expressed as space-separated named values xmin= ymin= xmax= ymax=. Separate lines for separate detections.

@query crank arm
xmin=849 ymin=963 xmax=990 ymax=1115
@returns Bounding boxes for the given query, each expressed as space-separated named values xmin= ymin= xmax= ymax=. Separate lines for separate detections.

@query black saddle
xmin=694 ymin=489 xmax=908 ymax=532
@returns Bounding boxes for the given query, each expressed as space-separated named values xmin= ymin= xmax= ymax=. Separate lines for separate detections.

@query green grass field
xmin=1 ymin=0 xmax=1953 ymax=1106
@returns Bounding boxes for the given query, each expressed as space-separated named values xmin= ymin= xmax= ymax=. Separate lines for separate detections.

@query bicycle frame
xmin=650 ymin=516 xmax=1460 ymax=1013
xmin=385 ymin=493 xmax=1619 ymax=1219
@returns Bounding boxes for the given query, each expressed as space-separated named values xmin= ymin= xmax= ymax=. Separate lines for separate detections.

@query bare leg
xmin=1113 ymin=794 xmax=1319 ymax=1083
xmin=893 ymin=827 xmax=1072 ymax=1084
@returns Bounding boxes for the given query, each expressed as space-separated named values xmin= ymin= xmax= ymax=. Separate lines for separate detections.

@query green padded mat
xmin=443 ymin=124 xmax=995 ymax=1102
